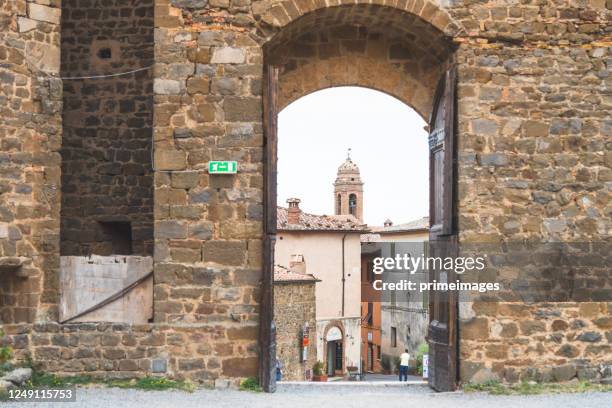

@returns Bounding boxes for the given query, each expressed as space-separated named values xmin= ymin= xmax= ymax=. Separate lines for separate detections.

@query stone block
xmin=178 ymin=358 xmax=205 ymax=371
xmin=17 ymin=17 xmax=37 ymax=32
xmin=211 ymin=47 xmax=246 ymax=64
xmin=154 ymin=79 xmax=185 ymax=95
xmin=227 ymin=326 xmax=258 ymax=340
xmin=577 ymin=331 xmax=602 ymax=342
xmin=152 ymin=358 xmax=168 ymax=373
xmin=155 ymin=150 xmax=187 ymax=170
xmin=186 ymin=78 xmax=210 ymax=94
xmin=28 ymin=4 xmax=60 ymax=24
xmin=118 ymin=360 xmax=139 ymax=371
xmin=25 ymin=42 xmax=60 ymax=73
xmin=202 ymin=241 xmax=246 ymax=265
xmin=472 ymin=119 xmax=498 ymax=136
xmin=480 ymin=153 xmax=508 ymax=167
xmin=211 ymin=78 xmax=240 ymax=95
xmin=519 ymin=320 xmax=545 ymax=335
xmin=552 ymin=364 xmax=577 ymax=382
xmin=222 ymin=357 xmax=257 ymax=377
xmin=223 ymin=97 xmax=261 ymax=122
xmin=171 ymin=0 xmax=208 ymax=9
xmin=171 ymin=172 xmax=200 ymax=189
xmin=189 ymin=222 xmax=214 ymax=239
xmin=156 ymin=220 xmax=188 ymax=239
xmin=461 ymin=318 xmax=489 ymax=340
xmin=0 ymin=222 xmax=8 ymax=238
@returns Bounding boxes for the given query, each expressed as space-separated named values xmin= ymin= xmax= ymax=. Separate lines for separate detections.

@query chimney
xmin=289 ymin=254 xmax=306 ymax=274
xmin=384 ymin=219 xmax=393 ymax=228
xmin=287 ymin=198 xmax=301 ymax=224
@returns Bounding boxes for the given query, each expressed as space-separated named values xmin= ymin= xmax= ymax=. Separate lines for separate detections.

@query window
xmin=367 ymin=302 xmax=373 ymax=325
xmin=377 ymin=345 xmax=381 ymax=360
xmin=349 ymin=193 xmax=357 ymax=216
xmin=98 ymin=221 xmax=132 ymax=255
xmin=391 ymin=326 xmax=397 ymax=347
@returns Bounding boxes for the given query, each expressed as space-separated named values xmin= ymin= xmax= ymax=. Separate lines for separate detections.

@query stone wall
xmin=1 ymin=322 xmax=256 ymax=385
xmin=455 ymin=35 xmax=611 ymax=383
xmin=0 ymin=0 xmax=62 ymax=324
xmin=274 ymin=281 xmax=316 ymax=381
xmin=0 ymin=0 xmax=609 ymax=386
xmin=60 ymin=0 xmax=154 ymax=256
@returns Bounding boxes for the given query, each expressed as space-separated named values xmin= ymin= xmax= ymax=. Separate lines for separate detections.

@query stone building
xmin=0 ymin=0 xmax=610 ymax=391
xmin=360 ymin=243 xmax=383 ymax=373
xmin=371 ymin=217 xmax=429 ymax=361
xmin=273 ymin=264 xmax=318 ymax=381
xmin=361 ymin=217 xmax=429 ymax=371
xmin=276 ymin=199 xmax=368 ymax=377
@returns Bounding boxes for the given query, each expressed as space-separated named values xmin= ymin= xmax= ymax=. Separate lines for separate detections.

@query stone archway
xmin=261 ymin=2 xmax=457 ymax=391
xmin=263 ymin=3 xmax=457 ymax=119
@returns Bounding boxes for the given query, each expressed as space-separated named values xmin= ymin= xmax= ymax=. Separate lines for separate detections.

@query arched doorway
xmin=259 ymin=3 xmax=459 ymax=393
xmin=324 ymin=324 xmax=345 ymax=377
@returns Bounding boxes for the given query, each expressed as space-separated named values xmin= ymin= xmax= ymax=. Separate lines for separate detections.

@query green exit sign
xmin=208 ymin=161 xmax=237 ymax=174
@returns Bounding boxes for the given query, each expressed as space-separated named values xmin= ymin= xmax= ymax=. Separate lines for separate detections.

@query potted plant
xmin=312 ymin=361 xmax=327 ymax=382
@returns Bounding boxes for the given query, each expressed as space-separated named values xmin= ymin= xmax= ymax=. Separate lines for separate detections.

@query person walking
xmin=399 ymin=349 xmax=410 ymax=382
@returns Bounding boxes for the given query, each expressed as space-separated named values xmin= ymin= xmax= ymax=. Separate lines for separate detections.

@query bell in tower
xmin=334 ymin=149 xmax=364 ymax=223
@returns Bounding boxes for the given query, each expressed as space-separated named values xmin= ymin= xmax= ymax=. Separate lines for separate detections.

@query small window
xmin=391 ymin=327 xmax=397 ymax=348
xmin=349 ymin=193 xmax=357 ymax=216
xmin=99 ymin=221 xmax=132 ymax=255
xmin=367 ymin=302 xmax=373 ymax=326
xmin=97 ymin=48 xmax=112 ymax=59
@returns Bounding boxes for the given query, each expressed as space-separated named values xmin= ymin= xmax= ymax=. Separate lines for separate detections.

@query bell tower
xmin=334 ymin=149 xmax=364 ymax=222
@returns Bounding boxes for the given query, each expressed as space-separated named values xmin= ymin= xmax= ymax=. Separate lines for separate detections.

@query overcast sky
xmin=277 ymin=87 xmax=429 ymax=227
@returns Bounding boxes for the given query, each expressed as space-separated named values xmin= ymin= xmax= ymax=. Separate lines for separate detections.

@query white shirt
xmin=400 ymin=352 xmax=410 ymax=366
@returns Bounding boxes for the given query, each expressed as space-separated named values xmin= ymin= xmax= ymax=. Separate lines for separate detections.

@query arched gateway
xmin=259 ymin=3 xmax=461 ymax=392
xmin=2 ymin=0 xmax=609 ymax=394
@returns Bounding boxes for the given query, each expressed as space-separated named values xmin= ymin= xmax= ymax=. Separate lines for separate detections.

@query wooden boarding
xmin=60 ymin=255 xmax=153 ymax=324
xmin=428 ymin=66 xmax=459 ymax=392
xmin=260 ymin=63 xmax=279 ymax=393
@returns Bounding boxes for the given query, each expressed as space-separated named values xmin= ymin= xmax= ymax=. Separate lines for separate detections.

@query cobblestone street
xmin=3 ymin=384 xmax=610 ymax=408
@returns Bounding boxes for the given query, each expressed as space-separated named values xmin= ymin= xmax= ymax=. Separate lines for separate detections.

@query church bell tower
xmin=334 ymin=149 xmax=364 ymax=223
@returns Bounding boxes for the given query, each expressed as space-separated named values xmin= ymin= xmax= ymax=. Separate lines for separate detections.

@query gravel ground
xmin=3 ymin=384 xmax=609 ymax=408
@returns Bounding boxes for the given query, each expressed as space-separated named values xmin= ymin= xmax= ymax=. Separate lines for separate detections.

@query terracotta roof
xmin=371 ymin=216 xmax=429 ymax=233
xmin=277 ymin=207 xmax=369 ymax=232
xmin=273 ymin=265 xmax=319 ymax=283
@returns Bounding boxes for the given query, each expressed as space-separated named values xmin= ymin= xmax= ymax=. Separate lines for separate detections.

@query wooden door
xmin=259 ymin=63 xmax=279 ymax=393
xmin=427 ymin=66 xmax=459 ymax=392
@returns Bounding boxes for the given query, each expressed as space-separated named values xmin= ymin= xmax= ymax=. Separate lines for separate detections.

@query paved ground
xmin=3 ymin=384 xmax=609 ymax=408
xmin=364 ymin=373 xmax=422 ymax=382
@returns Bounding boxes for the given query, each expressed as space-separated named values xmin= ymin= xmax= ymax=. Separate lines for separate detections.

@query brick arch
xmin=277 ymin=54 xmax=435 ymax=117
xmin=261 ymin=0 xmax=461 ymax=38
xmin=263 ymin=4 xmax=456 ymax=119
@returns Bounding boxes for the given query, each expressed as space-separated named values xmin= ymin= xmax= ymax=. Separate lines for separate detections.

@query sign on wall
xmin=208 ymin=161 xmax=237 ymax=174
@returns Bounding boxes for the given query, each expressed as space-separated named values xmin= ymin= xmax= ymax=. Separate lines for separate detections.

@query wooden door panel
xmin=260 ymin=64 xmax=279 ymax=393
xmin=428 ymin=66 xmax=458 ymax=392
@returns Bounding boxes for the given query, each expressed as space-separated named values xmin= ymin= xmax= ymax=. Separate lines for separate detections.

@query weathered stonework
xmin=0 ymin=0 xmax=62 ymax=324
xmin=60 ymin=0 xmax=155 ymax=256
xmin=0 ymin=0 xmax=610 ymax=385
xmin=1 ymin=322 xmax=255 ymax=384
xmin=274 ymin=280 xmax=316 ymax=381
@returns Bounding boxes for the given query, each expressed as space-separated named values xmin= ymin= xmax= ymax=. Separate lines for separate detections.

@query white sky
xmin=277 ymin=87 xmax=429 ymax=227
